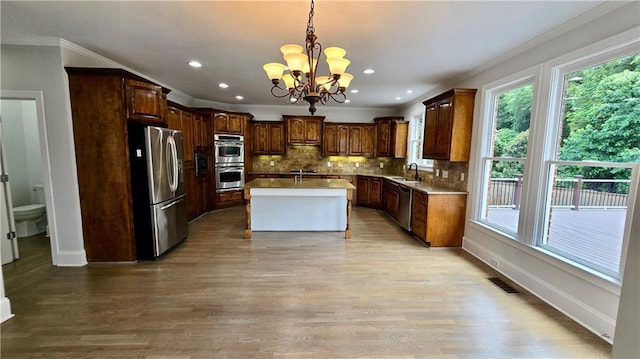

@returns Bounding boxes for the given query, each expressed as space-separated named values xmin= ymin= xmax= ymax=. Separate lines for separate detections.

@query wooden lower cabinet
xmin=382 ymin=179 xmax=400 ymax=220
xmin=411 ymin=191 xmax=467 ymax=247
xmin=185 ymin=163 xmax=198 ymax=220
xmin=216 ymin=190 xmax=244 ymax=209
xmin=356 ymin=176 xmax=382 ymax=208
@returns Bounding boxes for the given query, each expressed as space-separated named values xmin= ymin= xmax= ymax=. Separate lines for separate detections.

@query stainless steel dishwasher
xmin=397 ymin=185 xmax=413 ymax=230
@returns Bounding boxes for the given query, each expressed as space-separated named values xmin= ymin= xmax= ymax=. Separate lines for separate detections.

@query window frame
xmin=471 ymin=27 xmax=640 ymax=280
xmin=473 ymin=67 xmax=542 ymax=241
xmin=407 ymin=112 xmax=434 ymax=170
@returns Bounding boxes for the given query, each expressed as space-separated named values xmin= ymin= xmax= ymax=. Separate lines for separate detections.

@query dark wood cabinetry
xmin=374 ymin=117 xmax=408 ymax=158
xmin=322 ymin=123 xmax=375 ymax=157
xmin=349 ymin=125 xmax=376 ymax=156
xmin=216 ymin=189 xmax=244 ymax=208
xmin=65 ymin=68 xmax=169 ymax=261
xmin=422 ymin=88 xmax=476 ymax=161
xmin=356 ymin=176 xmax=382 ymax=208
xmin=284 ymin=115 xmax=323 ymax=145
xmin=323 ymin=123 xmax=350 ymax=156
xmin=252 ymin=121 xmax=285 ymax=155
xmin=411 ymin=191 xmax=467 ymax=247
xmin=214 ymin=112 xmax=243 ymax=134
xmin=124 ymin=79 xmax=166 ymax=126
xmin=382 ymin=179 xmax=400 ymax=220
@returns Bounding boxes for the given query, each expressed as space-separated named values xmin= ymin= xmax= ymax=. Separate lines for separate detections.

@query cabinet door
xmin=304 ymin=117 xmax=322 ymax=145
xmin=214 ymin=113 xmax=229 ymax=133
xmin=268 ymin=123 xmax=285 ymax=154
xmin=252 ymin=123 xmax=269 ymax=154
xmin=349 ymin=126 xmax=363 ymax=155
xmin=423 ymin=103 xmax=438 ymax=158
xmin=369 ymin=178 xmax=383 ymax=208
xmin=362 ymin=125 xmax=376 ymax=157
xmin=185 ymin=164 xmax=198 ymax=220
xmin=356 ymin=177 xmax=369 ymax=205
xmin=435 ymin=99 xmax=453 ymax=158
xmin=287 ymin=118 xmax=306 ymax=143
xmin=337 ymin=125 xmax=349 ymax=155
xmin=167 ymin=106 xmax=181 ymax=130
xmin=182 ymin=112 xmax=194 ymax=162
xmin=228 ymin=114 xmax=244 ymax=134
xmin=125 ymin=79 xmax=165 ymax=125
xmin=323 ymin=124 xmax=338 ymax=155
xmin=376 ymin=119 xmax=391 ymax=157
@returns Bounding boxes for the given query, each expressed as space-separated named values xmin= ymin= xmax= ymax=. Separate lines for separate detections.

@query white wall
xmin=1 ymin=44 xmax=86 ymax=266
xmin=399 ymin=1 xmax=640 ymax=346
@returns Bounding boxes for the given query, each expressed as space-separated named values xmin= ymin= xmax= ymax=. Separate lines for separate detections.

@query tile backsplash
xmin=251 ymin=146 xmax=469 ymax=191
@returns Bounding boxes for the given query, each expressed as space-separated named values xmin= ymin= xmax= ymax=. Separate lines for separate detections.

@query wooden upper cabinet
xmin=214 ymin=112 xmax=244 ymax=134
xmin=374 ymin=117 xmax=408 ymax=158
xmin=348 ymin=124 xmax=375 ymax=156
xmin=323 ymin=123 xmax=349 ymax=156
xmin=125 ymin=79 xmax=165 ymax=126
xmin=251 ymin=121 xmax=285 ymax=155
xmin=422 ymin=88 xmax=476 ymax=161
xmin=284 ymin=115 xmax=324 ymax=145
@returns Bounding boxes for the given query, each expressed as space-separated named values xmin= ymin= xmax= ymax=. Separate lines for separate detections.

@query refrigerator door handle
xmin=166 ymin=135 xmax=179 ymax=193
xmin=160 ymin=196 xmax=184 ymax=210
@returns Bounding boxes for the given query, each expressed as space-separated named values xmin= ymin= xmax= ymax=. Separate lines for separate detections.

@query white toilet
xmin=13 ymin=184 xmax=47 ymax=238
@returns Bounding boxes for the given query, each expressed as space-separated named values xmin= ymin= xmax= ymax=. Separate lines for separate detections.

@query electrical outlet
xmin=379 ymin=163 xmax=384 ymax=169
xmin=327 ymin=162 xmax=332 ymax=167
xmin=436 ymin=169 xmax=440 ymax=177
xmin=269 ymin=160 xmax=275 ymax=167
xmin=460 ymin=173 xmax=465 ymax=181
xmin=355 ymin=162 xmax=360 ymax=168
xmin=442 ymin=170 xmax=449 ymax=179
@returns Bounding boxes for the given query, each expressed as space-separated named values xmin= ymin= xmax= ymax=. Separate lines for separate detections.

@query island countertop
xmin=244 ymin=178 xmax=356 ymax=190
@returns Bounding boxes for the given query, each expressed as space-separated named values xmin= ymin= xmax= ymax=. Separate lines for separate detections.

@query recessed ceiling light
xmin=395 ymin=97 xmax=402 ymax=100
xmin=350 ymin=89 xmax=359 ymax=94
xmin=235 ymin=95 xmax=244 ymax=100
xmin=344 ymin=99 xmax=351 ymax=103
xmin=218 ymin=83 xmax=229 ymax=89
xmin=188 ymin=60 xmax=202 ymax=68
xmin=406 ymin=90 xmax=413 ymax=94
xmin=363 ymin=69 xmax=375 ymax=75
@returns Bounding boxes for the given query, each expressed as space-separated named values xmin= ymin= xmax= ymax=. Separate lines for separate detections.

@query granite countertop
xmin=245 ymin=178 xmax=356 ymax=190
xmin=248 ymin=171 xmax=466 ymax=195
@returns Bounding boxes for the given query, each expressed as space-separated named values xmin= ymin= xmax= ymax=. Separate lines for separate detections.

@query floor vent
xmin=488 ymin=277 xmax=519 ymax=293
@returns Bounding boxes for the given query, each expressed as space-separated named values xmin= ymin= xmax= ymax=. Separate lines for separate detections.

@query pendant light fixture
xmin=263 ymin=0 xmax=353 ymax=115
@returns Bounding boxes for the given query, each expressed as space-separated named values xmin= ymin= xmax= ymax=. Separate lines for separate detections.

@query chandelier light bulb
xmin=327 ymin=57 xmax=350 ymax=76
xmin=263 ymin=63 xmax=286 ymax=81
xmin=315 ymin=76 xmax=332 ymax=92
xmin=324 ymin=47 xmax=346 ymax=59
xmin=284 ymin=52 xmax=307 ymax=73
xmin=338 ymin=73 xmax=353 ymax=89
xmin=282 ymin=73 xmax=296 ymax=89
xmin=280 ymin=44 xmax=304 ymax=56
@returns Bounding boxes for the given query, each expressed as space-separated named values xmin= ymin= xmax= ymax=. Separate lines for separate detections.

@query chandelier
xmin=262 ymin=0 xmax=353 ymax=115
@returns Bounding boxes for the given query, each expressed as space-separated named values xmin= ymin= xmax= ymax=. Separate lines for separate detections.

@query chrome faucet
xmin=408 ymin=163 xmax=421 ymax=181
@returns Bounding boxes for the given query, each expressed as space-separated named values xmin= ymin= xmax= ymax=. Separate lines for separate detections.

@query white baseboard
xmin=54 ymin=249 xmax=88 ymax=267
xmin=0 ymin=297 xmax=14 ymax=323
xmin=463 ymin=237 xmax=616 ymax=344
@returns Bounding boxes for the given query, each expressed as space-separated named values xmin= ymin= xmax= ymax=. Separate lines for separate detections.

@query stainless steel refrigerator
xmin=128 ymin=123 xmax=188 ymax=259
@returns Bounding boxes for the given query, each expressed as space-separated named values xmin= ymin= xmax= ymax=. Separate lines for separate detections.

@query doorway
xmin=0 ymin=92 xmax=57 ymax=267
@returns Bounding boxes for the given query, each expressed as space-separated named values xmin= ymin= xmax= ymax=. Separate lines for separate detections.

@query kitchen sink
xmin=390 ymin=177 xmax=420 ymax=184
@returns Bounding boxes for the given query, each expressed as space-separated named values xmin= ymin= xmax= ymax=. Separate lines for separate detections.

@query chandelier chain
xmin=306 ymin=0 xmax=315 ymax=36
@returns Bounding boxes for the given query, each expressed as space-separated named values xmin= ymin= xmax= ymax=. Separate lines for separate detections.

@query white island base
xmin=243 ymin=178 xmax=355 ymax=239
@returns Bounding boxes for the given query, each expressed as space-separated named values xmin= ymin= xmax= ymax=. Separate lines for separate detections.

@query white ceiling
xmin=1 ymin=1 xmax=611 ymax=109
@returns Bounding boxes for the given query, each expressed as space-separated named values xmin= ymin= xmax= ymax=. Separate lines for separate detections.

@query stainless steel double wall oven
xmin=213 ymin=134 xmax=244 ymax=191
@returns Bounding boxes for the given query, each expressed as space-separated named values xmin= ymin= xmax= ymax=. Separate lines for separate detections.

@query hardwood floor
xmin=1 ymin=207 xmax=611 ymax=358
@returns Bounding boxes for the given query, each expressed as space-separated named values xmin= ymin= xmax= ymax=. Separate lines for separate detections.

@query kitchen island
xmin=243 ymin=178 xmax=356 ymax=239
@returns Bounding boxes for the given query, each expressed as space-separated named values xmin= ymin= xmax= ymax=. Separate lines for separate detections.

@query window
xmin=540 ymin=51 xmax=639 ymax=277
xmin=478 ymin=79 xmax=534 ymax=235
xmin=407 ymin=113 xmax=434 ymax=168
xmin=474 ymin=32 xmax=639 ymax=279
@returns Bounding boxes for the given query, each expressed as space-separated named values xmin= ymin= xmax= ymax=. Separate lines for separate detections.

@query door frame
xmin=0 ymin=90 xmax=59 ymax=265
